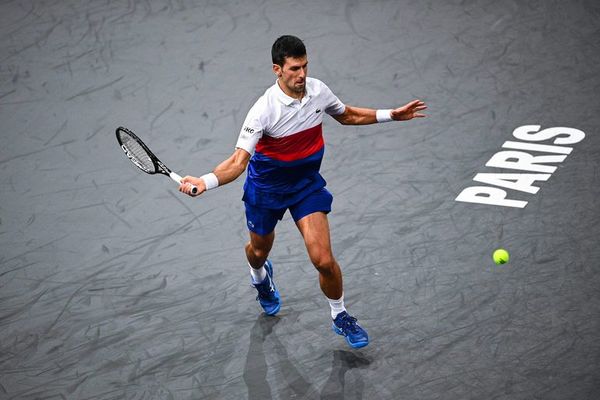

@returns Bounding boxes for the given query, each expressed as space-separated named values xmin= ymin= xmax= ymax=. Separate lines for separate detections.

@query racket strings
xmin=119 ymin=133 xmax=155 ymax=172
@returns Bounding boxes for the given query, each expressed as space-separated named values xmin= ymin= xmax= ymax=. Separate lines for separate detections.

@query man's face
xmin=274 ymin=55 xmax=308 ymax=97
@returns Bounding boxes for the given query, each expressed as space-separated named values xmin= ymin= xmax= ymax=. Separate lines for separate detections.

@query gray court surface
xmin=1 ymin=1 xmax=599 ymax=399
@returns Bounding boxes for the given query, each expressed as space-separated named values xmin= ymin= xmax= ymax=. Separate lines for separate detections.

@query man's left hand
xmin=391 ymin=100 xmax=427 ymax=121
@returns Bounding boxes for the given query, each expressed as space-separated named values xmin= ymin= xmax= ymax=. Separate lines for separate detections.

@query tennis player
xmin=180 ymin=35 xmax=426 ymax=348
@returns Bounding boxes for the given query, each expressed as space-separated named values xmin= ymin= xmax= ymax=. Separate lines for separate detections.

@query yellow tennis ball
xmin=493 ymin=249 xmax=509 ymax=264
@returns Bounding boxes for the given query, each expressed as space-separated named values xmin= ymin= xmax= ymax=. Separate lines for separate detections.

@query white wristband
xmin=200 ymin=173 xmax=219 ymax=190
xmin=376 ymin=109 xmax=393 ymax=123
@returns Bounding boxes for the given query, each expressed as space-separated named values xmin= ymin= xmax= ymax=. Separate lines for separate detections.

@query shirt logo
xmin=315 ymin=109 xmax=321 ymax=114
xmin=243 ymin=126 xmax=255 ymax=134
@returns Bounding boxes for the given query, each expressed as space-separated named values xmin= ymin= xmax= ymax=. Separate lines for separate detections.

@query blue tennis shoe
xmin=252 ymin=260 xmax=281 ymax=316
xmin=332 ymin=311 xmax=369 ymax=348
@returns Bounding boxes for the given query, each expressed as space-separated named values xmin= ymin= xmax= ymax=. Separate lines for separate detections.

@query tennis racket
xmin=115 ymin=126 xmax=198 ymax=195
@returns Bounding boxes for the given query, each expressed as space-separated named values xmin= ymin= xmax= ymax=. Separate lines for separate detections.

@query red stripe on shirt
xmin=255 ymin=123 xmax=324 ymax=162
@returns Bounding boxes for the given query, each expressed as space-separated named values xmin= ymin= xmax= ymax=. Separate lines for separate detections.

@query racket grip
xmin=170 ymin=172 xmax=198 ymax=195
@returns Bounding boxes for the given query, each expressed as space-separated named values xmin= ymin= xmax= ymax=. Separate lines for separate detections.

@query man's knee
xmin=247 ymin=241 xmax=270 ymax=261
xmin=310 ymin=252 xmax=337 ymax=275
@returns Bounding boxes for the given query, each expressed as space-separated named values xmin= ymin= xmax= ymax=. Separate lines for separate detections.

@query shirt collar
xmin=274 ymin=79 xmax=311 ymax=106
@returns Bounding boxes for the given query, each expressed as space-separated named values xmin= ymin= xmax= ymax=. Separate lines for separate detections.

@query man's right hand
xmin=179 ymin=176 xmax=206 ymax=197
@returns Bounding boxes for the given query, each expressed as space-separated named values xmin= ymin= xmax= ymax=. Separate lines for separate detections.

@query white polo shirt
xmin=236 ymin=77 xmax=346 ymax=208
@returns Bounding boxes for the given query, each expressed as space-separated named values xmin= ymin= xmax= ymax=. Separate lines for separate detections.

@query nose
xmin=299 ymin=66 xmax=307 ymax=79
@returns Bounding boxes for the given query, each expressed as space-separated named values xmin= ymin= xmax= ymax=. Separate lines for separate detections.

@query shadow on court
xmin=244 ymin=315 xmax=372 ymax=400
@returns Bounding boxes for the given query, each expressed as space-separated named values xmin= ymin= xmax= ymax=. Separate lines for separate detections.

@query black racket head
xmin=116 ymin=126 xmax=159 ymax=174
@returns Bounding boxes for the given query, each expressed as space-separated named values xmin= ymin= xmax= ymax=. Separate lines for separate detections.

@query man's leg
xmin=296 ymin=211 xmax=369 ymax=348
xmin=245 ymin=230 xmax=281 ymax=316
xmin=295 ymin=212 xmax=342 ymax=300
xmin=245 ymin=230 xmax=275 ymax=269
xmin=244 ymin=201 xmax=282 ymax=316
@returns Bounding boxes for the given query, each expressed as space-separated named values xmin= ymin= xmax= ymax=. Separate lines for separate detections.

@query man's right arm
xmin=180 ymin=95 xmax=264 ymax=197
xmin=212 ymin=147 xmax=251 ymax=186
xmin=178 ymin=148 xmax=251 ymax=196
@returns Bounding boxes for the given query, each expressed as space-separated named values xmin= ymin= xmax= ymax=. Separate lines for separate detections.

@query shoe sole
xmin=332 ymin=325 xmax=369 ymax=349
xmin=264 ymin=302 xmax=281 ymax=316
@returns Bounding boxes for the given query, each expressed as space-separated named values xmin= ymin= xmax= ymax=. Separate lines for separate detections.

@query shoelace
xmin=338 ymin=315 xmax=360 ymax=334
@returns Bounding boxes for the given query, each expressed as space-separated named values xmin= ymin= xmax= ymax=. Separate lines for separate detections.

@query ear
xmin=273 ymin=64 xmax=282 ymax=77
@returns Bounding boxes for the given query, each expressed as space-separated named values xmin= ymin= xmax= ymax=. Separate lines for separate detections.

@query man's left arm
xmin=332 ymin=99 xmax=427 ymax=125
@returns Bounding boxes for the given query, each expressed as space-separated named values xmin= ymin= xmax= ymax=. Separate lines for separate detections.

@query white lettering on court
xmin=455 ymin=125 xmax=585 ymax=208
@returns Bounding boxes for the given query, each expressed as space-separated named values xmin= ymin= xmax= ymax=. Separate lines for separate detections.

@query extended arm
xmin=179 ymin=148 xmax=251 ymax=196
xmin=332 ymin=99 xmax=427 ymax=125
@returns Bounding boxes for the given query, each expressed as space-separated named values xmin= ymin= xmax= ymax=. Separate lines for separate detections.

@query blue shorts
xmin=245 ymin=188 xmax=333 ymax=235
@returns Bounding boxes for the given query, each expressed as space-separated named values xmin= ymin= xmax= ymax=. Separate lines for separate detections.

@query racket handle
xmin=170 ymin=172 xmax=198 ymax=195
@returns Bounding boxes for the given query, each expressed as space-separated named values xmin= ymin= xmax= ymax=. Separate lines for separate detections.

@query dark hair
xmin=271 ymin=35 xmax=306 ymax=66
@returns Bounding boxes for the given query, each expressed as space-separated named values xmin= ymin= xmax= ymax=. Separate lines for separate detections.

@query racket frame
xmin=116 ymin=126 xmax=198 ymax=195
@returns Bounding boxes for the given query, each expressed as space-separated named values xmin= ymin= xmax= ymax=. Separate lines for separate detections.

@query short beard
xmin=291 ymin=82 xmax=305 ymax=94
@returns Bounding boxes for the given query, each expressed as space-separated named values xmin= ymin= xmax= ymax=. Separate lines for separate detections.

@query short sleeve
xmin=321 ymin=82 xmax=346 ymax=116
xmin=235 ymin=101 xmax=264 ymax=154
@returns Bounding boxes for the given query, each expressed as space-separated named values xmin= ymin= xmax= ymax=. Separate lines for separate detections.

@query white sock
xmin=327 ymin=294 xmax=346 ymax=319
xmin=249 ymin=262 xmax=267 ymax=283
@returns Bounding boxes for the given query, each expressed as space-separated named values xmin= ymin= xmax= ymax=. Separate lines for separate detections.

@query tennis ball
xmin=493 ymin=249 xmax=509 ymax=265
